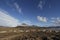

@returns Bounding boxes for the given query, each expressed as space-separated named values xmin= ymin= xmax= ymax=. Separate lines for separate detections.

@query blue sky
xmin=0 ymin=0 xmax=60 ymax=27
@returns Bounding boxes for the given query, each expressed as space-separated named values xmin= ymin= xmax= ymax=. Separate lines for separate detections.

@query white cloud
xmin=0 ymin=9 xmax=20 ymax=27
xmin=37 ymin=16 xmax=47 ymax=22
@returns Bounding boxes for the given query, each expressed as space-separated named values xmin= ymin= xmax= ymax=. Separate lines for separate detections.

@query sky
xmin=0 ymin=0 xmax=60 ymax=27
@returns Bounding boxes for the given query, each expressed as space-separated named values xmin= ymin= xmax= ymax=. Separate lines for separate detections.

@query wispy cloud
xmin=37 ymin=16 xmax=47 ymax=22
xmin=49 ymin=4 xmax=51 ymax=8
xmin=51 ymin=17 xmax=60 ymax=26
xmin=51 ymin=17 xmax=55 ymax=19
xmin=38 ymin=0 xmax=45 ymax=10
xmin=14 ymin=2 xmax=22 ymax=13
xmin=38 ymin=0 xmax=51 ymax=10
xmin=6 ymin=1 xmax=22 ymax=14
xmin=0 ymin=9 xmax=20 ymax=27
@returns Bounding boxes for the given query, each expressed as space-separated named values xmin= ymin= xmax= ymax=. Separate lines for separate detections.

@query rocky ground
xmin=0 ymin=26 xmax=60 ymax=40
xmin=0 ymin=31 xmax=60 ymax=40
